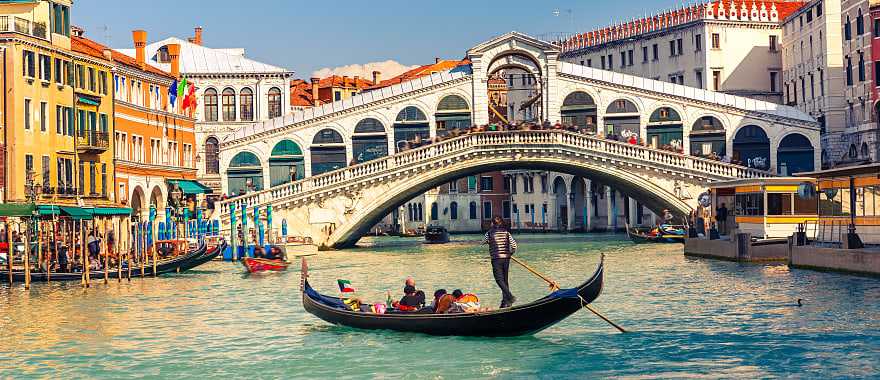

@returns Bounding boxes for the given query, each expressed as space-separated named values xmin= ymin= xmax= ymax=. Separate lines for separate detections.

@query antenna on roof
xmin=102 ymin=24 xmax=111 ymax=46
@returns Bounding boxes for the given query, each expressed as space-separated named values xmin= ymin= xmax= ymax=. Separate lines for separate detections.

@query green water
xmin=2 ymin=233 xmax=879 ymax=379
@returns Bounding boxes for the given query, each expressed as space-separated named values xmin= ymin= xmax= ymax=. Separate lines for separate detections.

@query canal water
xmin=2 ymin=234 xmax=879 ymax=378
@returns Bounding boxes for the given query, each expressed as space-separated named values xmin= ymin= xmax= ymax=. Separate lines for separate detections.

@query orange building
xmin=72 ymin=31 xmax=199 ymax=221
xmin=290 ymin=75 xmax=374 ymax=109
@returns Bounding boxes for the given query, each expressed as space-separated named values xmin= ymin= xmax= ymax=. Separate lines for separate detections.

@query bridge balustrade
xmin=218 ymin=130 xmax=771 ymax=217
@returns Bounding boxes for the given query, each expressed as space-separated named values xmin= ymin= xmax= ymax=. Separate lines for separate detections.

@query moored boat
xmin=626 ymin=223 xmax=686 ymax=244
xmin=242 ymin=257 xmax=289 ymax=273
xmin=300 ymin=255 xmax=605 ymax=337
xmin=424 ymin=226 xmax=450 ymax=244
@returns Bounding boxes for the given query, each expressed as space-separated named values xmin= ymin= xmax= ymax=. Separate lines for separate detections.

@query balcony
xmin=0 ymin=16 xmax=48 ymax=40
xmin=77 ymin=131 xmax=110 ymax=153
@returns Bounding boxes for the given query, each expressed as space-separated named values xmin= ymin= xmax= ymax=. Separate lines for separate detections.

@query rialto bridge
xmin=216 ymin=32 xmax=820 ymax=248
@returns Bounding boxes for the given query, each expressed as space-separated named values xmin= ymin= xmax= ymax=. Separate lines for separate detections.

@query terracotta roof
xmin=367 ymin=59 xmax=471 ymax=89
xmin=289 ymin=79 xmax=316 ymax=107
xmin=72 ymin=35 xmax=174 ymax=79
xmin=316 ymin=75 xmax=374 ymax=90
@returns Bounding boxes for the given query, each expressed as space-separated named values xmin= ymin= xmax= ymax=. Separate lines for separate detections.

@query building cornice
xmin=185 ymin=72 xmax=294 ymax=80
xmin=114 ymin=64 xmax=174 ymax=87
xmin=116 ymin=101 xmax=196 ymax=123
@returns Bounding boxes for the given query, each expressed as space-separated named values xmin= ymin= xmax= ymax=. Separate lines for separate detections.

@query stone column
xmin=606 ymin=186 xmax=614 ymax=231
xmin=470 ymin=54 xmax=490 ymax=126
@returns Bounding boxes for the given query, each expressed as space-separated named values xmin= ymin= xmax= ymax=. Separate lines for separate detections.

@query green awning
xmin=61 ymin=206 xmax=93 ymax=220
xmin=37 ymin=205 xmax=62 ymax=216
xmin=0 ymin=203 xmax=36 ymax=217
xmin=168 ymin=179 xmax=212 ymax=195
xmin=77 ymin=97 xmax=100 ymax=106
xmin=90 ymin=207 xmax=132 ymax=216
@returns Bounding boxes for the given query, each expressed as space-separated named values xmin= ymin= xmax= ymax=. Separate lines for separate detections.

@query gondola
xmin=626 ymin=223 xmax=685 ymax=244
xmin=8 ymin=241 xmax=209 ymax=282
xmin=300 ymin=255 xmax=605 ymax=337
xmin=175 ymin=240 xmax=225 ymax=272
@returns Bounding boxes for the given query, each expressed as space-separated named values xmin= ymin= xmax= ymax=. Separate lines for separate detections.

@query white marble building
xmin=118 ymin=28 xmax=294 ymax=192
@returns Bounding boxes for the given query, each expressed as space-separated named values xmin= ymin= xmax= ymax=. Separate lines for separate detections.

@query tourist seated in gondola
xmin=428 ymin=289 xmax=456 ymax=314
xmin=446 ymin=289 xmax=482 ymax=313
xmin=265 ymin=246 xmax=284 ymax=261
xmin=391 ymin=285 xmax=425 ymax=312
xmin=253 ymin=245 xmax=266 ymax=258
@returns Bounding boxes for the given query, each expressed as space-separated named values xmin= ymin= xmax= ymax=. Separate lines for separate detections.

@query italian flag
xmin=337 ymin=279 xmax=355 ymax=293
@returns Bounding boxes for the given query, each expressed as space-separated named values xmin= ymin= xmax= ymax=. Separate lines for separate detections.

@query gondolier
xmin=483 ymin=216 xmax=517 ymax=308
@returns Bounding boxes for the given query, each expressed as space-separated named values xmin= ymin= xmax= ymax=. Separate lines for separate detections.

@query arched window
xmin=436 ymin=95 xmax=471 ymax=135
xmin=417 ymin=203 xmax=423 ymax=221
xmin=204 ymin=136 xmax=219 ymax=174
xmin=222 ymin=88 xmax=236 ymax=121
xmin=849 ymin=144 xmax=858 ymax=158
xmin=469 ymin=201 xmax=478 ymax=219
xmin=862 ymin=142 xmax=870 ymax=157
xmin=430 ymin=202 xmax=439 ymax=221
xmin=353 ymin=118 xmax=388 ymax=163
xmin=394 ymin=106 xmax=430 ymax=152
xmin=561 ymin=91 xmax=597 ymax=132
xmin=857 ymin=8 xmax=865 ymax=35
xmin=604 ymin=99 xmax=640 ymax=138
xmin=227 ymin=151 xmax=263 ymax=195
xmin=450 ymin=201 xmax=458 ymax=220
xmin=268 ymin=87 xmax=282 ymax=118
xmin=311 ymin=129 xmax=346 ymax=175
xmin=777 ymin=133 xmax=814 ymax=175
xmin=240 ymin=88 xmax=254 ymax=121
xmin=733 ymin=125 xmax=770 ymax=170
xmin=203 ymin=88 xmax=218 ymax=122
xmin=269 ymin=140 xmax=304 ymax=186
xmin=689 ymin=116 xmax=726 ymax=157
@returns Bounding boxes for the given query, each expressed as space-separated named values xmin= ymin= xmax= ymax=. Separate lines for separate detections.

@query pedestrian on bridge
xmin=483 ymin=216 xmax=517 ymax=308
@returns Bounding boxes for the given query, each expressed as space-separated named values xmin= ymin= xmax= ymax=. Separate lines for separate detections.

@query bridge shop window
xmin=269 ymin=140 xmax=305 ymax=187
xmin=732 ymin=125 xmax=770 ymax=171
xmin=352 ymin=118 xmax=388 ymax=163
xmin=776 ymin=133 xmax=815 ymax=176
xmin=435 ymin=95 xmax=471 ymax=137
xmin=689 ymin=116 xmax=726 ymax=158
xmin=393 ymin=106 xmax=429 ymax=152
xmin=647 ymin=107 xmax=683 ymax=151
xmin=311 ymin=129 xmax=347 ymax=175
xmin=227 ymin=151 xmax=263 ymax=196
xmin=603 ymin=99 xmax=640 ymax=139
xmin=561 ymin=91 xmax=597 ymax=134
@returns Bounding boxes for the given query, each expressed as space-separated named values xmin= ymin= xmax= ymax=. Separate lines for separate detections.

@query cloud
xmin=311 ymin=60 xmax=419 ymax=80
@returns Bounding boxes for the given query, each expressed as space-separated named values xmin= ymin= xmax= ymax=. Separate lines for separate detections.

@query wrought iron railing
xmin=77 ymin=131 xmax=110 ymax=151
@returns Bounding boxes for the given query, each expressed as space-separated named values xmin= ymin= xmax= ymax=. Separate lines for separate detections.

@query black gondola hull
xmin=301 ymin=258 xmax=604 ymax=336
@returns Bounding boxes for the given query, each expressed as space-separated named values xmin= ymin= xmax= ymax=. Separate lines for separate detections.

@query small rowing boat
xmin=242 ymin=257 xmax=289 ymax=273
xmin=626 ymin=223 xmax=686 ymax=244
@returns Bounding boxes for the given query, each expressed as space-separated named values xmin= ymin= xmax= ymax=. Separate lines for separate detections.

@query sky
xmin=73 ymin=0 xmax=678 ymax=78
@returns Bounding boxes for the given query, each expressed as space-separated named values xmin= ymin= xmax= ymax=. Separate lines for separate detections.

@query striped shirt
xmin=483 ymin=228 xmax=517 ymax=259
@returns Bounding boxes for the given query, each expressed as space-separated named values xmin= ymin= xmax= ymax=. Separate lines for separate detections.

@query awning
xmin=0 ymin=203 xmax=36 ymax=217
xmin=168 ymin=179 xmax=212 ymax=195
xmin=77 ymin=96 xmax=100 ymax=106
xmin=37 ymin=205 xmax=62 ymax=216
xmin=90 ymin=207 xmax=132 ymax=216
xmin=61 ymin=206 xmax=93 ymax=220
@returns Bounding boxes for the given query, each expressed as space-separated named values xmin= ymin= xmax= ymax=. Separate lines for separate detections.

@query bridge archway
xmin=604 ymin=99 xmax=640 ymax=140
xmin=435 ymin=95 xmax=471 ymax=136
xmin=352 ymin=118 xmax=388 ymax=163
xmin=269 ymin=140 xmax=304 ymax=186
xmin=228 ymin=151 xmax=263 ymax=195
xmin=776 ymin=133 xmax=815 ymax=175
xmin=393 ymin=106 xmax=430 ymax=152
xmin=326 ymin=153 xmax=694 ymax=247
xmin=560 ymin=91 xmax=597 ymax=133
xmin=733 ymin=125 xmax=771 ymax=170
xmin=647 ymin=107 xmax=683 ymax=150
xmin=487 ymin=51 xmax=544 ymax=124
xmin=689 ymin=116 xmax=726 ymax=157
xmin=311 ymin=128 xmax=347 ymax=175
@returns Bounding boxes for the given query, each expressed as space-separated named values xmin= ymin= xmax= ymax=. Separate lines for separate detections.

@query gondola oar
xmin=510 ymin=256 xmax=627 ymax=333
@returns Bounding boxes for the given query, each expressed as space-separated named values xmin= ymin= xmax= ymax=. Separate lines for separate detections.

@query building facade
xmin=559 ymin=1 xmax=805 ymax=104
xmin=838 ymin=0 xmax=880 ymax=164
xmin=116 ymin=27 xmax=294 ymax=193
xmin=782 ymin=0 xmax=847 ymax=170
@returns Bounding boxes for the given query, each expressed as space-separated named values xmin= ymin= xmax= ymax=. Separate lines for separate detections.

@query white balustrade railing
xmin=217 ymin=130 xmax=770 ymax=217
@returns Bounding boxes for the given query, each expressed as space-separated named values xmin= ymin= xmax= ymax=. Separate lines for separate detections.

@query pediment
xmin=467 ymin=31 xmax=559 ymax=56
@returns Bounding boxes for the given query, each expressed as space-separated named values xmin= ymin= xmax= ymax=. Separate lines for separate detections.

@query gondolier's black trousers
xmin=492 ymin=258 xmax=515 ymax=307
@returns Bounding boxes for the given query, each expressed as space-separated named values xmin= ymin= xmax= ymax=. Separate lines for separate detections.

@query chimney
xmin=435 ymin=57 xmax=441 ymax=64
xmin=353 ymin=75 xmax=360 ymax=88
xmin=132 ymin=30 xmax=147 ymax=68
xmin=310 ymin=77 xmax=320 ymax=106
xmin=167 ymin=43 xmax=181 ymax=78
xmin=342 ymin=75 xmax=349 ymax=87
xmin=372 ymin=70 xmax=381 ymax=85
xmin=71 ymin=25 xmax=84 ymax=37
xmin=192 ymin=26 xmax=203 ymax=45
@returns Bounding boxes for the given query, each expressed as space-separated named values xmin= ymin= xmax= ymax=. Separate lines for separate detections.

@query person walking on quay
xmin=483 ymin=216 xmax=517 ymax=308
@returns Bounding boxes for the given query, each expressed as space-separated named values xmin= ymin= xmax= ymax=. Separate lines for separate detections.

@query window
xmin=221 ymin=88 xmax=236 ymax=121
xmin=22 ymin=50 xmax=35 ymax=78
xmin=620 ymin=51 xmax=626 ymax=67
xmin=469 ymin=201 xmax=478 ymax=219
xmin=39 ymin=54 xmax=51 ymax=80
xmin=502 ymin=200 xmax=511 ymax=219
xmin=78 ymin=161 xmax=84 ymax=194
xmin=875 ymin=18 xmax=880 ymax=37
xmin=642 ymin=46 xmax=648 ymax=62
xmin=627 ymin=49 xmax=633 ymax=66
xmin=807 ymin=8 xmax=813 ymax=22
xmin=600 ymin=55 xmax=606 ymax=69
xmin=525 ymin=176 xmax=535 ymax=193
xmin=817 ymin=3 xmax=822 ymax=17
xmin=846 ymin=56 xmax=853 ymax=86
xmin=695 ymin=34 xmax=702 ymax=51
xmin=696 ymin=70 xmax=703 ymax=89
xmin=101 ymin=163 xmax=106 ymax=196
xmin=203 ymin=88 xmax=218 ymax=121
xmin=430 ymin=202 xmax=438 ymax=221
xmin=334 ymin=91 xmax=341 ymax=101
xmin=669 ymin=40 xmax=676 ymax=57
xmin=857 ymin=9 xmax=864 ymax=35
xmin=449 ymin=180 xmax=458 ymax=193
xmin=55 ymin=105 xmax=62 ymax=134
xmin=858 ymin=52 xmax=865 ymax=81
xmin=770 ymin=71 xmax=778 ymax=92
xmin=39 ymin=101 xmax=47 ymax=132
xmin=41 ymin=155 xmax=50 ymax=189
xmin=711 ymin=33 xmax=720 ymax=49
xmin=480 ymin=176 xmax=494 ymax=192
xmin=712 ymin=70 xmax=721 ymax=91
xmin=24 ymin=99 xmax=31 ymax=130
xmin=268 ymin=87 xmax=282 ymax=118
xmin=25 ymin=154 xmax=33 ymax=180
xmin=53 ymin=58 xmax=62 ymax=84
xmin=652 ymin=44 xmax=658 ymax=60
xmin=75 ymin=64 xmax=84 ymax=88
xmin=88 ymin=67 xmax=96 ymax=91
xmin=240 ymin=88 xmax=254 ymax=121
xmin=586 ymin=59 xmax=592 ymax=67
xmin=483 ymin=201 xmax=492 ymax=220
xmin=205 ymin=137 xmax=220 ymax=174
xmin=183 ymin=144 xmax=193 ymax=168
xmin=450 ymin=201 xmax=458 ymax=220
xmin=64 ymin=61 xmax=72 ymax=86
xmin=735 ymin=193 xmax=764 ymax=216
xmin=845 ymin=16 xmax=851 ymax=40
xmin=52 ymin=3 xmax=70 ymax=36
xmin=769 ymin=35 xmax=778 ymax=52
xmin=607 ymin=55 xmax=613 ymax=69
xmin=467 ymin=176 xmax=476 ymax=192
xmin=677 ymin=38 xmax=683 ymax=55
xmin=89 ymin=161 xmax=96 ymax=195
xmin=99 ymin=71 xmax=107 ymax=95
xmin=801 ymin=77 xmax=806 ymax=103
xmin=820 ymin=69 xmax=826 ymax=95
